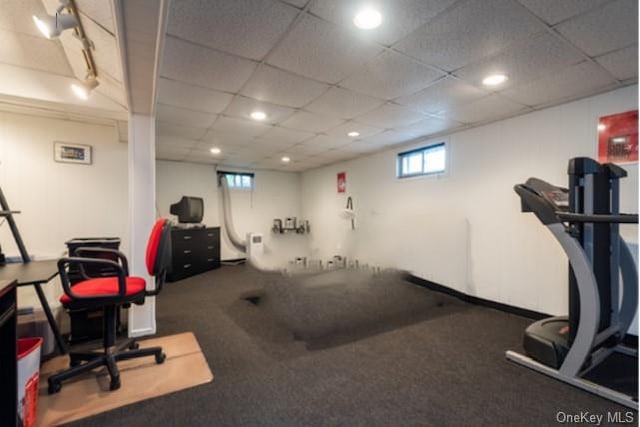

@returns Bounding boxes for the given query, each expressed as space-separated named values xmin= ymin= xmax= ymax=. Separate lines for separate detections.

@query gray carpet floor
xmin=70 ymin=265 xmax=635 ymax=426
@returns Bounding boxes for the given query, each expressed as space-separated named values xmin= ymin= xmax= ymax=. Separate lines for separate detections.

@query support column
xmin=127 ymin=113 xmax=156 ymax=337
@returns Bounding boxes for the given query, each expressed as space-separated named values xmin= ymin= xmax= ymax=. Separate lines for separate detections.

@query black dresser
xmin=168 ymin=227 xmax=221 ymax=282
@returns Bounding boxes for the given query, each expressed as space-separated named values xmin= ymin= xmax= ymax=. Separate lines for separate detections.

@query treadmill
xmin=506 ymin=157 xmax=638 ymax=409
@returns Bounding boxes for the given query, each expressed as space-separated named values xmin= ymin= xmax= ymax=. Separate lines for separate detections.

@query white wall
xmin=156 ymin=161 xmax=308 ymax=265
xmin=0 ymin=111 xmax=128 ymax=307
xmin=301 ymin=85 xmax=638 ymax=319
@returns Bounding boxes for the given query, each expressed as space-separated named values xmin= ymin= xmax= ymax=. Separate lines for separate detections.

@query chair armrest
xmin=58 ymin=257 xmax=127 ymax=301
xmin=73 ymin=247 xmax=130 ymax=277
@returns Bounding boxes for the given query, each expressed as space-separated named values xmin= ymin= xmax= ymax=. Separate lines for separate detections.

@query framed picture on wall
xmin=54 ymin=142 xmax=92 ymax=165
xmin=597 ymin=110 xmax=638 ymax=165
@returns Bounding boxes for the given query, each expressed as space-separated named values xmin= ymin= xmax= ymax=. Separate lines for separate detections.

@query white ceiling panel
xmin=157 ymin=134 xmax=201 ymax=148
xmin=157 ymin=104 xmax=217 ymax=128
xmin=259 ymin=126 xmax=315 ymax=144
xmin=287 ymin=141 xmax=334 ymax=155
xmin=76 ymin=0 xmax=116 ymax=33
xmin=454 ymin=32 xmax=584 ymax=89
xmin=250 ymin=137 xmax=299 ymax=151
xmin=395 ymin=0 xmax=545 ymax=71
xmin=361 ymin=129 xmax=416 ymax=147
xmin=397 ymin=116 xmax=463 ymax=138
xmin=309 ymin=0 xmax=458 ymax=46
xmin=157 ymin=152 xmax=188 ymax=161
xmin=0 ymin=0 xmax=46 ymax=37
xmin=517 ymin=0 xmax=610 ymax=25
xmin=167 ymin=0 xmax=298 ymax=60
xmin=183 ymin=153 xmax=222 ymax=164
xmin=280 ymin=110 xmax=344 ymax=133
xmin=595 ymin=45 xmax=638 ymax=81
xmin=340 ymin=50 xmax=444 ymax=100
xmin=78 ymin=17 xmax=123 ymax=82
xmin=212 ymin=116 xmax=272 ymax=137
xmin=280 ymin=0 xmax=309 ymax=8
xmin=396 ymin=77 xmax=486 ymax=114
xmin=201 ymin=130 xmax=254 ymax=146
xmin=305 ymin=87 xmax=384 ymax=119
xmin=224 ymin=95 xmax=295 ymax=124
xmin=324 ymin=121 xmax=383 ymax=139
xmin=0 ymin=29 xmax=72 ymax=77
xmin=502 ymin=61 xmax=617 ymax=107
xmin=555 ymin=0 xmax=638 ymax=57
xmin=157 ymin=121 xmax=209 ymax=140
xmin=313 ymin=149 xmax=357 ymax=162
xmin=267 ymin=14 xmax=383 ymax=83
xmin=439 ymin=94 xmax=528 ymax=124
xmin=162 ymin=36 xmax=257 ymax=92
xmin=354 ymin=103 xmax=427 ymax=128
xmin=241 ymin=65 xmax=330 ymax=108
xmin=157 ymin=78 xmax=233 ymax=114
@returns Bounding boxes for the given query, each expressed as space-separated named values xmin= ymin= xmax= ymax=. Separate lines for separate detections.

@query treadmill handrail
xmin=557 ymin=212 xmax=639 ymax=224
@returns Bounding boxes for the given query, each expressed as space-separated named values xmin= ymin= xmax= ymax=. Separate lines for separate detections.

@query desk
xmin=0 ymin=279 xmax=17 ymax=426
xmin=0 ymin=260 xmax=66 ymax=354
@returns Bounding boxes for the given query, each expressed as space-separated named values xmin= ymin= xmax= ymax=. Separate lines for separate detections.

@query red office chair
xmin=48 ymin=218 xmax=172 ymax=394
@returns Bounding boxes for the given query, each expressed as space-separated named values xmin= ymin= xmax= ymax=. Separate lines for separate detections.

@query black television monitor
xmin=170 ymin=196 xmax=204 ymax=223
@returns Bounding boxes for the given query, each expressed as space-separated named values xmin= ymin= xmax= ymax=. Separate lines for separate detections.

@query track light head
xmin=71 ymin=76 xmax=99 ymax=100
xmin=33 ymin=3 xmax=78 ymax=39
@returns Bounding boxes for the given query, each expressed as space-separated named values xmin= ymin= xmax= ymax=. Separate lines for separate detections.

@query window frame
xmin=396 ymin=142 xmax=447 ymax=179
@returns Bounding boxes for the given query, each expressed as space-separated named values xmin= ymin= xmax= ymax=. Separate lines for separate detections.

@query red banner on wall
xmin=337 ymin=172 xmax=346 ymax=193
xmin=597 ymin=110 xmax=638 ymax=164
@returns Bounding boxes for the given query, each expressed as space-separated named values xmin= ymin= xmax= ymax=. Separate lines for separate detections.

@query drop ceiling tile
xmin=324 ymin=121 xmax=383 ymax=139
xmin=555 ymin=0 xmax=638 ymax=57
xmin=395 ymin=0 xmax=545 ymax=71
xmin=454 ymin=32 xmax=584 ymax=89
xmin=440 ymin=94 xmax=528 ymax=123
xmin=157 ymin=152 xmax=188 ymax=161
xmin=267 ymin=14 xmax=383 ymax=83
xmin=183 ymin=153 xmax=221 ymax=164
xmin=309 ymin=0 xmax=458 ymax=46
xmin=341 ymin=50 xmax=444 ymax=100
xmin=397 ymin=116 xmax=463 ymax=138
xmin=157 ymin=78 xmax=233 ymax=114
xmin=167 ymin=0 xmax=297 ymax=60
xmin=301 ymin=134 xmax=350 ymax=150
xmin=156 ymin=121 xmax=208 ymax=140
xmin=201 ymin=130 xmax=254 ymax=146
xmin=157 ymin=134 xmax=201 ymax=148
xmin=354 ymin=103 xmax=427 ymax=128
xmin=361 ymin=129 xmax=415 ymax=147
xmin=259 ymin=126 xmax=315 ymax=144
xmin=157 ymin=104 xmax=218 ymax=128
xmin=396 ymin=77 xmax=486 ymax=114
xmin=340 ymin=140 xmax=383 ymax=153
xmin=502 ymin=61 xmax=617 ymax=107
xmin=162 ymin=36 xmax=257 ymax=92
xmin=224 ymin=96 xmax=295 ymax=124
xmin=305 ymin=87 xmax=384 ymax=119
xmin=76 ymin=0 xmax=115 ymax=33
xmin=280 ymin=111 xmax=345 ymax=133
xmin=0 ymin=29 xmax=72 ymax=76
xmin=0 ymin=0 xmax=46 ymax=37
xmin=250 ymin=138 xmax=298 ymax=151
xmin=313 ymin=149 xmax=357 ymax=161
xmin=156 ymin=142 xmax=195 ymax=153
xmin=240 ymin=65 xmax=330 ymax=107
xmin=281 ymin=0 xmax=309 ymax=8
xmin=595 ymin=45 xmax=638 ymax=81
xmin=212 ymin=116 xmax=272 ymax=137
xmin=517 ymin=0 xmax=609 ymax=25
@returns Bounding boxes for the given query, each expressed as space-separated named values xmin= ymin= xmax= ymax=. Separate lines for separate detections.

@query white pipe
xmin=219 ymin=174 xmax=247 ymax=252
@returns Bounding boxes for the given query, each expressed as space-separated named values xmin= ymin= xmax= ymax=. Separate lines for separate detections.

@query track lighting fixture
xmin=32 ymin=0 xmax=78 ymax=39
xmin=71 ymin=75 xmax=99 ymax=100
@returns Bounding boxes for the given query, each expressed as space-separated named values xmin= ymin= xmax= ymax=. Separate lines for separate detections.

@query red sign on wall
xmin=337 ymin=172 xmax=346 ymax=193
xmin=597 ymin=110 xmax=638 ymax=164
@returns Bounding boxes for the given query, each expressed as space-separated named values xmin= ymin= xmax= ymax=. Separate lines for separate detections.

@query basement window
xmin=397 ymin=143 xmax=446 ymax=178
xmin=219 ymin=171 xmax=254 ymax=189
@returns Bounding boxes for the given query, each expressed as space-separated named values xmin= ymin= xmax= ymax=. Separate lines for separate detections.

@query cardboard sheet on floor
xmin=36 ymin=332 xmax=213 ymax=426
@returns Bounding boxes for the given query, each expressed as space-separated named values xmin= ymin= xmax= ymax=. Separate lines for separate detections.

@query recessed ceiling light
xmin=281 ymin=156 xmax=291 ymax=163
xmin=482 ymin=74 xmax=508 ymax=86
xmin=597 ymin=123 xmax=606 ymax=132
xmin=353 ymin=8 xmax=382 ymax=29
xmin=250 ymin=111 xmax=267 ymax=121
xmin=32 ymin=0 xmax=78 ymax=39
xmin=210 ymin=147 xmax=221 ymax=154
xmin=347 ymin=131 xmax=360 ymax=137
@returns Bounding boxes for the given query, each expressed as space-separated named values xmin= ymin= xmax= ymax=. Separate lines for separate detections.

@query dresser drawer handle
xmin=207 ymin=246 xmax=214 ymax=250
xmin=183 ymin=250 xmax=192 ymax=254
xmin=207 ymin=233 xmax=214 ymax=237
xmin=184 ymin=264 xmax=192 ymax=269
xmin=207 ymin=258 xmax=214 ymax=262
xmin=183 ymin=236 xmax=192 ymax=240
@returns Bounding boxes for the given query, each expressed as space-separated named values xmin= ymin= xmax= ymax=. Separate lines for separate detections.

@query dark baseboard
xmin=407 ymin=275 xmax=548 ymax=320
xmin=221 ymin=258 xmax=247 ymax=263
